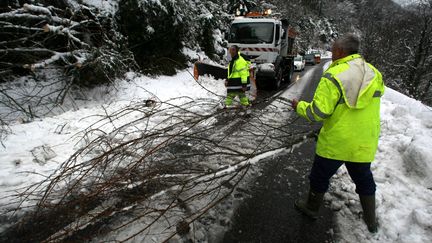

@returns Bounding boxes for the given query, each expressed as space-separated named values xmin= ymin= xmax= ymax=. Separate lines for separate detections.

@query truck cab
xmin=226 ymin=15 xmax=296 ymax=89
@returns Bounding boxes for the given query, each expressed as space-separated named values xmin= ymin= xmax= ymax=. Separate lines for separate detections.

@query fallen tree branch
xmin=1 ymin=96 xmax=316 ymax=242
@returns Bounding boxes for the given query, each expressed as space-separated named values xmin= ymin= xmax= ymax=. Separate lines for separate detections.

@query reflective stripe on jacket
xmin=227 ymin=53 xmax=250 ymax=92
xmin=296 ymin=54 xmax=385 ymax=162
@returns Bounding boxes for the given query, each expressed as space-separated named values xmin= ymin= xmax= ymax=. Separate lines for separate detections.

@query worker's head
xmin=332 ymin=34 xmax=360 ymax=61
xmin=229 ymin=45 xmax=240 ymax=58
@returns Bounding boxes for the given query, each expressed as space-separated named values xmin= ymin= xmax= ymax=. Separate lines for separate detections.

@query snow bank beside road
xmin=317 ymin=61 xmax=432 ymax=242
xmin=331 ymin=87 xmax=432 ymax=243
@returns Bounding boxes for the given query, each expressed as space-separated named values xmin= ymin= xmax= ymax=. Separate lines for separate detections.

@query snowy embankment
xmin=0 ymin=70 xmax=225 ymax=218
xmin=0 ymin=64 xmax=297 ymax=242
xmin=326 ymin=79 xmax=432 ymax=241
xmin=280 ymin=60 xmax=432 ymax=242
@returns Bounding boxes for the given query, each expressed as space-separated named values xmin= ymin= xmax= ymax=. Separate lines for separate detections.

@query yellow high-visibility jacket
xmin=227 ymin=53 xmax=251 ymax=92
xmin=296 ymin=54 xmax=385 ymax=162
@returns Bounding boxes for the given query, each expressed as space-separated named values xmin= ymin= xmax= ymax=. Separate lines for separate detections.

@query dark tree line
xmin=359 ymin=0 xmax=432 ymax=104
xmin=117 ymin=0 xmax=230 ymax=75
xmin=270 ymin=0 xmax=432 ymax=105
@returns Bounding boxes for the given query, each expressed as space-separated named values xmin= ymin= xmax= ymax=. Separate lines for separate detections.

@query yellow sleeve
xmin=296 ymin=75 xmax=341 ymax=122
xmin=240 ymin=60 xmax=249 ymax=84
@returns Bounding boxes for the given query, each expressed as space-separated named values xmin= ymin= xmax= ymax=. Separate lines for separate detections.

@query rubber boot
xmin=360 ymin=195 xmax=378 ymax=233
xmin=294 ymin=189 xmax=324 ymax=220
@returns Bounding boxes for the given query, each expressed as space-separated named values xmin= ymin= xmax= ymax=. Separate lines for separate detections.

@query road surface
xmin=222 ymin=60 xmax=336 ymax=243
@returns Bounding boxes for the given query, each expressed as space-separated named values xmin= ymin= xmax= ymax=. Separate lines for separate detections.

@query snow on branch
xmin=1 ymin=24 xmax=43 ymax=32
xmin=24 ymin=51 xmax=75 ymax=70
xmin=0 ymin=47 xmax=54 ymax=54
xmin=0 ymin=4 xmax=78 ymax=26
xmin=42 ymin=24 xmax=89 ymax=48
xmin=0 ymin=12 xmax=48 ymax=20
xmin=23 ymin=3 xmax=52 ymax=16
xmin=0 ymin=48 xmax=86 ymax=70
xmin=0 ymin=12 xmax=78 ymax=26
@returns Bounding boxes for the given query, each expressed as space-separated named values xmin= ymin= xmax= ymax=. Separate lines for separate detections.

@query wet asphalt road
xmin=222 ymin=60 xmax=336 ymax=243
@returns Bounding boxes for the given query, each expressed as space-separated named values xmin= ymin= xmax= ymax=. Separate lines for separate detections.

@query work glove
xmin=242 ymin=85 xmax=247 ymax=92
xmin=291 ymin=99 xmax=299 ymax=111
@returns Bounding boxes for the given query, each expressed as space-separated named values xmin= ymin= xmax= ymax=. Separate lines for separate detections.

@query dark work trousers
xmin=309 ymin=154 xmax=376 ymax=195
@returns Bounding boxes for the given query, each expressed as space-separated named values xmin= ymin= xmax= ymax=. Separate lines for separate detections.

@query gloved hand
xmin=291 ymin=99 xmax=299 ymax=111
xmin=242 ymin=85 xmax=247 ymax=92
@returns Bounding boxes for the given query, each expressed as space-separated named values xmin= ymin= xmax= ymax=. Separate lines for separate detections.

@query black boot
xmin=360 ymin=195 xmax=378 ymax=233
xmin=294 ymin=189 xmax=324 ymax=220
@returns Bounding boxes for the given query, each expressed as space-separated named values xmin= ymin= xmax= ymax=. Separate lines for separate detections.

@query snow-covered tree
xmin=359 ymin=0 xmax=432 ymax=105
xmin=0 ymin=0 xmax=135 ymax=122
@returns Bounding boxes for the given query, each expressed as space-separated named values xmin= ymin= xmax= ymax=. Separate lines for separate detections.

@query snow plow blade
xmin=194 ymin=61 xmax=227 ymax=80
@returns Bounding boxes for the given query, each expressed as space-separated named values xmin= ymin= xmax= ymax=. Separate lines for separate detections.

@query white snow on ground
xmin=0 ymin=70 xmax=226 ymax=218
xmin=329 ymin=89 xmax=432 ymax=242
xmin=82 ymin=0 xmax=119 ymax=15
xmin=280 ymin=61 xmax=432 ymax=242
xmin=279 ymin=64 xmax=316 ymax=102
xmin=321 ymin=51 xmax=332 ymax=59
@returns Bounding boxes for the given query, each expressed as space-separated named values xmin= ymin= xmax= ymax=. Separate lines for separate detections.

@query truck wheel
xmin=273 ymin=68 xmax=283 ymax=90
xmin=283 ymin=62 xmax=294 ymax=84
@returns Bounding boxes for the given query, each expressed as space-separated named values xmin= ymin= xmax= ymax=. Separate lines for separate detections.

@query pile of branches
xmin=0 ymin=97 xmax=315 ymax=242
xmin=0 ymin=1 xmax=135 ymax=121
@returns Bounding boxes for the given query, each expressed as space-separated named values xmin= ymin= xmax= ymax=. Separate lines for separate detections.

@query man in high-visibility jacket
xmin=225 ymin=45 xmax=251 ymax=107
xmin=291 ymin=34 xmax=384 ymax=233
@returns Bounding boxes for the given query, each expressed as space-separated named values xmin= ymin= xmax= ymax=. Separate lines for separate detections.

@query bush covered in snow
xmin=0 ymin=0 xmax=231 ymax=122
xmin=0 ymin=0 xmax=136 ymax=122
xmin=0 ymin=1 xmax=134 ymax=85
xmin=117 ymin=0 xmax=230 ymax=75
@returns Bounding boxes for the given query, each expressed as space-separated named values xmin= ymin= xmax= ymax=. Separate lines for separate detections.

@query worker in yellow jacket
xmin=225 ymin=45 xmax=251 ymax=107
xmin=291 ymin=34 xmax=384 ymax=233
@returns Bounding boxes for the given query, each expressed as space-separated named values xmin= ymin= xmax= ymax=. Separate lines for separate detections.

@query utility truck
xmin=226 ymin=8 xmax=297 ymax=89
xmin=194 ymin=2 xmax=297 ymax=90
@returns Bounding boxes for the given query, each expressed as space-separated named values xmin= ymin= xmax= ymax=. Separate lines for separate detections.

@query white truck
xmin=226 ymin=11 xmax=297 ymax=90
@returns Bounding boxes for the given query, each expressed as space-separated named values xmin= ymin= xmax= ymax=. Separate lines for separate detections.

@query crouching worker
xmin=291 ymin=34 xmax=385 ymax=233
xmin=225 ymin=45 xmax=251 ymax=108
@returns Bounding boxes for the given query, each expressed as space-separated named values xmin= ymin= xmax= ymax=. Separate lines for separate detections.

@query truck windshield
xmin=229 ymin=22 xmax=274 ymax=44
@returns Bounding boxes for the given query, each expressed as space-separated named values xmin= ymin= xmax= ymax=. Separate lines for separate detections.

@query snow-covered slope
xmin=0 ymin=70 xmax=226 ymax=222
xmin=329 ymin=88 xmax=432 ymax=242
xmin=313 ymin=60 xmax=432 ymax=242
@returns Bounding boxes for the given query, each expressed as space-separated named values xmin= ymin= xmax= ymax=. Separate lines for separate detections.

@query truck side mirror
xmin=275 ymin=24 xmax=280 ymax=47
